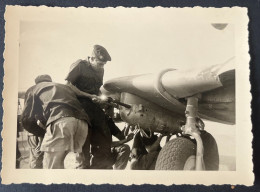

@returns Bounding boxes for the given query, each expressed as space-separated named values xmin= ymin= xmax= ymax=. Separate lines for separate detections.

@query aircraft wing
xmin=103 ymin=57 xmax=235 ymax=125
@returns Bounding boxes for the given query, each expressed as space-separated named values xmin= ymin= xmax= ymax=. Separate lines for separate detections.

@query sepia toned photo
xmin=2 ymin=6 xmax=253 ymax=185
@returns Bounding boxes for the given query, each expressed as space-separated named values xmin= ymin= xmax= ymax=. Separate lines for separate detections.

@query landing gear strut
xmin=182 ymin=95 xmax=205 ymax=170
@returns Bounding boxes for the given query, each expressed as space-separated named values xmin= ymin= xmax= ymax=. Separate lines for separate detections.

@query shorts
xmin=41 ymin=117 xmax=88 ymax=153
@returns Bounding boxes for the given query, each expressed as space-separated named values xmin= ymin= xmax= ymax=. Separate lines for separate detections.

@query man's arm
xmin=145 ymin=134 xmax=164 ymax=153
xmin=111 ymin=133 xmax=134 ymax=147
xmin=21 ymin=90 xmax=45 ymax=137
xmin=65 ymin=59 xmax=82 ymax=83
xmin=67 ymin=83 xmax=99 ymax=100
xmin=108 ymin=116 xmax=134 ymax=147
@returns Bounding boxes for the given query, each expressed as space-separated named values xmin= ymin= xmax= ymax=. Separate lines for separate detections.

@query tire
xmin=155 ymin=137 xmax=196 ymax=170
xmin=200 ymin=130 xmax=219 ymax=170
xmin=155 ymin=131 xmax=219 ymax=170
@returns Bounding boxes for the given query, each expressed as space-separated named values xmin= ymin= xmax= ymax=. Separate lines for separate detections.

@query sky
xmin=18 ymin=8 xmax=235 ymax=91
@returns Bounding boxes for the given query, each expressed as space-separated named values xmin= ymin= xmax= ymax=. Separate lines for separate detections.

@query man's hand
xmin=35 ymin=137 xmax=43 ymax=153
xmin=157 ymin=133 xmax=166 ymax=139
xmin=91 ymin=95 xmax=102 ymax=103
xmin=145 ymin=133 xmax=166 ymax=153
xmin=37 ymin=120 xmax=46 ymax=129
xmin=126 ymin=133 xmax=135 ymax=142
xmin=92 ymin=95 xmax=110 ymax=105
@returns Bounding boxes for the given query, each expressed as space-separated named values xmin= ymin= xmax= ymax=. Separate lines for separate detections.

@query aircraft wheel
xmin=200 ymin=130 xmax=219 ymax=170
xmin=155 ymin=137 xmax=196 ymax=170
xmin=155 ymin=131 xmax=219 ymax=170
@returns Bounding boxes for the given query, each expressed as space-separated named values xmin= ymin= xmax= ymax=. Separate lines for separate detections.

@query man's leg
xmin=43 ymin=151 xmax=68 ymax=169
xmin=79 ymin=98 xmax=112 ymax=169
xmin=80 ymin=128 xmax=92 ymax=169
xmin=16 ymin=141 xmax=21 ymax=168
xmin=28 ymin=135 xmax=44 ymax=169
xmin=73 ymin=118 xmax=89 ymax=169
xmin=130 ymin=151 xmax=160 ymax=170
xmin=41 ymin=117 xmax=89 ymax=169
xmin=90 ymin=145 xmax=114 ymax=169
xmin=113 ymin=144 xmax=131 ymax=170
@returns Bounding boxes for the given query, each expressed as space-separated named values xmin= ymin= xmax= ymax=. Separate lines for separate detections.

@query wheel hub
xmin=183 ymin=155 xmax=196 ymax=170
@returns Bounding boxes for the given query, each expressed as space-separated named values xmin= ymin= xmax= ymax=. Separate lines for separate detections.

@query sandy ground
xmin=17 ymin=121 xmax=236 ymax=170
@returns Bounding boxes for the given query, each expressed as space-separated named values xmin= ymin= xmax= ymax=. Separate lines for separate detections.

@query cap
xmin=92 ymin=45 xmax=111 ymax=62
xmin=35 ymin=74 xmax=52 ymax=84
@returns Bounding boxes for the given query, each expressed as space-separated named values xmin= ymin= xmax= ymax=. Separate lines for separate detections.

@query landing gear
xmin=182 ymin=95 xmax=205 ymax=170
xmin=155 ymin=131 xmax=219 ymax=170
xmin=155 ymin=95 xmax=219 ymax=171
xmin=155 ymin=137 xmax=196 ymax=170
xmin=200 ymin=130 xmax=219 ymax=170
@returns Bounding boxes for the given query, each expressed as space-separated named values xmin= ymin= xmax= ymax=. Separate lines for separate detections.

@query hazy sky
xmin=18 ymin=8 xmax=234 ymax=91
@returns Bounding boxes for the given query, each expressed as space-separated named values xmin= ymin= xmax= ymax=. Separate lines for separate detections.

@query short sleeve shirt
xmin=65 ymin=59 xmax=104 ymax=95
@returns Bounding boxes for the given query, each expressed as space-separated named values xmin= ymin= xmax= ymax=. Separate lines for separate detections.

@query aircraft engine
xmin=118 ymin=92 xmax=185 ymax=134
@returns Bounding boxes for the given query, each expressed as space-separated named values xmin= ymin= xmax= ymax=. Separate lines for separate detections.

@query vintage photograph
xmin=2 ymin=6 xmax=253 ymax=185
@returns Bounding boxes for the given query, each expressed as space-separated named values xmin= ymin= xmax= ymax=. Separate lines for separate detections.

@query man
xmin=24 ymin=75 xmax=51 ymax=169
xmin=65 ymin=45 xmax=118 ymax=169
xmin=16 ymin=114 xmax=22 ymax=168
xmin=22 ymin=74 xmax=94 ymax=169
xmin=130 ymin=131 xmax=164 ymax=170
xmin=65 ymin=45 xmax=110 ymax=95
xmin=92 ymin=116 xmax=134 ymax=169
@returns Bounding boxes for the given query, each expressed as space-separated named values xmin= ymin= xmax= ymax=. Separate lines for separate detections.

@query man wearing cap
xmin=66 ymin=45 xmax=122 ymax=169
xmin=22 ymin=74 xmax=94 ymax=169
xmin=24 ymin=75 xmax=52 ymax=168
xmin=65 ymin=45 xmax=111 ymax=95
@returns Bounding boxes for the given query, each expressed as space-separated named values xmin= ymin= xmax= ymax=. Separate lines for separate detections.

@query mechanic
xmin=22 ymin=75 xmax=94 ymax=169
xmin=96 ymin=115 xmax=134 ymax=169
xmin=130 ymin=131 xmax=164 ymax=170
xmin=65 ymin=45 xmax=119 ymax=169
xmin=24 ymin=75 xmax=52 ymax=169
